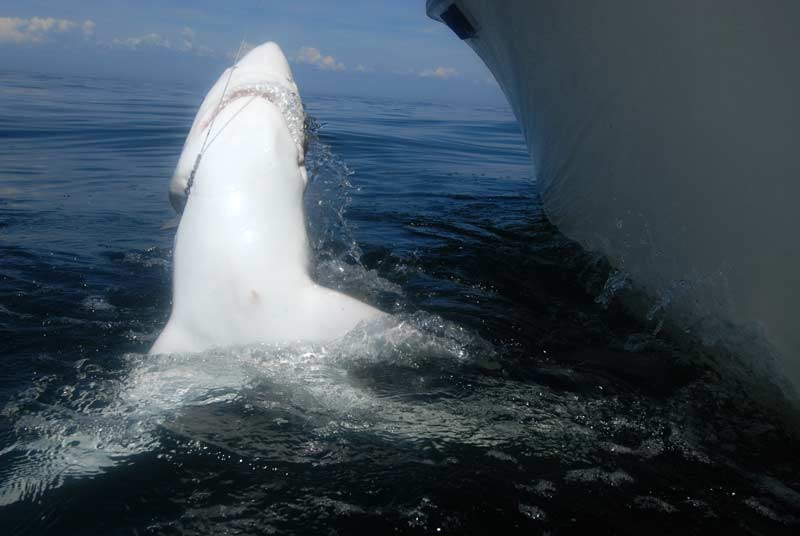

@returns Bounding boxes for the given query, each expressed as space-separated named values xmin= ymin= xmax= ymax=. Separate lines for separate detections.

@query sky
xmin=0 ymin=0 xmax=507 ymax=105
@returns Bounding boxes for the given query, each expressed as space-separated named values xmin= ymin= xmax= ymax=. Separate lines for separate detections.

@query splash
xmin=0 ymin=119 xmax=488 ymax=506
xmin=0 ymin=312 xmax=490 ymax=506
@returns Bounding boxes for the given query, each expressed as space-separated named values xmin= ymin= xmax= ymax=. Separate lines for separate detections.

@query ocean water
xmin=1 ymin=69 xmax=799 ymax=534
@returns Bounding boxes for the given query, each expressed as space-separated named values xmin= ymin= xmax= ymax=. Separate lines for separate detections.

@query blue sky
xmin=0 ymin=0 xmax=506 ymax=104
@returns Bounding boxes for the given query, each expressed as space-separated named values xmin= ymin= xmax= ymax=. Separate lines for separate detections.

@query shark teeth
xmin=207 ymin=81 xmax=306 ymax=150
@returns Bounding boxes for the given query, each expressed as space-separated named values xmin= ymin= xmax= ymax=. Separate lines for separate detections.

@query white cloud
xmin=28 ymin=17 xmax=75 ymax=33
xmin=418 ymin=66 xmax=459 ymax=79
xmin=111 ymin=27 xmax=215 ymax=56
xmin=180 ymin=26 xmax=195 ymax=50
xmin=294 ymin=46 xmax=345 ymax=72
xmin=0 ymin=16 xmax=220 ymax=58
xmin=0 ymin=18 xmax=26 ymax=43
xmin=0 ymin=16 xmax=92 ymax=45
xmin=177 ymin=26 xmax=214 ymax=56
xmin=112 ymin=32 xmax=172 ymax=50
xmin=82 ymin=20 xmax=96 ymax=38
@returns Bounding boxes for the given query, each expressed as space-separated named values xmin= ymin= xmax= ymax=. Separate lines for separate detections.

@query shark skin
xmin=151 ymin=42 xmax=381 ymax=354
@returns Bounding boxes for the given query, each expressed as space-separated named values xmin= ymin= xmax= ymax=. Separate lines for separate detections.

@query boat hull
xmin=428 ymin=0 xmax=800 ymax=392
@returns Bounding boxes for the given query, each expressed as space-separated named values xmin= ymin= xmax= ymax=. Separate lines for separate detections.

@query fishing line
xmin=184 ymin=32 xmax=250 ymax=197
xmin=183 ymin=0 xmax=268 ymax=198
xmin=203 ymin=96 xmax=259 ymax=150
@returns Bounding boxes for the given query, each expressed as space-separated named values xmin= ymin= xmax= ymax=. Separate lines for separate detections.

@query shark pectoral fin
xmin=302 ymin=285 xmax=383 ymax=341
xmin=150 ymin=320 xmax=182 ymax=355
xmin=149 ymin=318 xmax=207 ymax=355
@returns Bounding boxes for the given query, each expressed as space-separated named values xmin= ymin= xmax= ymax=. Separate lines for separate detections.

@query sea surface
xmin=1 ymin=70 xmax=799 ymax=534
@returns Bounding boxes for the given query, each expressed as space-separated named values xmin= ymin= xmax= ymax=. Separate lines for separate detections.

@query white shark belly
xmin=151 ymin=43 xmax=382 ymax=354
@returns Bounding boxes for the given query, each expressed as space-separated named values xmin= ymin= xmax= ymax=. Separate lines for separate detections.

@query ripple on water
xmin=1 ymin=71 xmax=799 ymax=533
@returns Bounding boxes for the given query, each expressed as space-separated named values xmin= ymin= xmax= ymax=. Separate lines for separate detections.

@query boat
xmin=426 ymin=0 xmax=800 ymax=395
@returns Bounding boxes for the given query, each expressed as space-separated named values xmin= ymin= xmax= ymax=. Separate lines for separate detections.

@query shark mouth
xmin=200 ymin=81 xmax=307 ymax=151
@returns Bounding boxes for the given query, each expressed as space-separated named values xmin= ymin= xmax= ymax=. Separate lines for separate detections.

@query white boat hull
xmin=428 ymin=0 xmax=800 ymax=393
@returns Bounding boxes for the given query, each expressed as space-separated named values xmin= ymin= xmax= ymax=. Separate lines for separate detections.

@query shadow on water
xmin=0 ymin=71 xmax=799 ymax=534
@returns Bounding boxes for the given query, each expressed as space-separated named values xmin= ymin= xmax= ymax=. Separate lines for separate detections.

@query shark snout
xmin=237 ymin=42 xmax=294 ymax=85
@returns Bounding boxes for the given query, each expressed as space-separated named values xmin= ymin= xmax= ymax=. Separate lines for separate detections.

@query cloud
xmin=0 ymin=16 xmax=218 ymax=58
xmin=112 ymin=32 xmax=172 ymax=50
xmin=177 ymin=26 xmax=214 ymax=56
xmin=294 ymin=46 xmax=345 ymax=72
xmin=418 ymin=66 xmax=459 ymax=79
xmin=29 ymin=17 xmax=75 ymax=33
xmin=0 ymin=18 xmax=27 ymax=44
xmin=111 ymin=27 xmax=216 ymax=57
xmin=180 ymin=26 xmax=195 ymax=50
xmin=82 ymin=20 xmax=96 ymax=38
xmin=0 ymin=16 xmax=92 ymax=45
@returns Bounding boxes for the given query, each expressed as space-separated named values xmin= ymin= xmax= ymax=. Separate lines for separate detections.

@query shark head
xmin=169 ymin=41 xmax=307 ymax=214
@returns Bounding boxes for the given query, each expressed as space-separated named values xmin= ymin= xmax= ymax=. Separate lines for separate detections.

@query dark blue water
xmin=1 ymin=70 xmax=799 ymax=534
